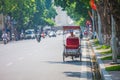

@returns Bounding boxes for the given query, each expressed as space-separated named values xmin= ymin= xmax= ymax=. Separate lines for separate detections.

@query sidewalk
xmin=90 ymin=39 xmax=120 ymax=80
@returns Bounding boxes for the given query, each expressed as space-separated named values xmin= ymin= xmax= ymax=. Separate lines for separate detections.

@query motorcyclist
xmin=20 ymin=31 xmax=24 ymax=40
xmin=36 ymin=29 xmax=41 ymax=42
xmin=80 ymin=32 xmax=83 ymax=39
xmin=2 ymin=32 xmax=8 ymax=44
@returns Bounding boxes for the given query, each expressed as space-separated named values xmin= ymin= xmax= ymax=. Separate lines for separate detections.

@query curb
xmin=93 ymin=47 xmax=112 ymax=80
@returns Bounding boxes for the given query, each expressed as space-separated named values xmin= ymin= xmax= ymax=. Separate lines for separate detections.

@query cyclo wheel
xmin=63 ymin=52 xmax=65 ymax=62
xmin=79 ymin=49 xmax=82 ymax=61
xmin=80 ymin=53 xmax=82 ymax=61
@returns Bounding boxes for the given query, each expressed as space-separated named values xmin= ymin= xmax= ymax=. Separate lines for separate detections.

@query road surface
xmin=0 ymin=36 xmax=93 ymax=80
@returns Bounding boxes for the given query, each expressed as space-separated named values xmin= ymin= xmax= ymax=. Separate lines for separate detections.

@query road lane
xmin=0 ymin=36 xmax=92 ymax=80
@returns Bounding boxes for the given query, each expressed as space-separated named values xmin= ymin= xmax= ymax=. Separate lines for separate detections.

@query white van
xmin=25 ymin=29 xmax=35 ymax=39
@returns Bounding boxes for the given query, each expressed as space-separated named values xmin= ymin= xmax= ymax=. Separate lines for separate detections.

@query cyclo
xmin=63 ymin=26 xmax=82 ymax=62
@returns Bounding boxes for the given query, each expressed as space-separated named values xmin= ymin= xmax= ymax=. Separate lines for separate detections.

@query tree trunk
xmin=111 ymin=15 xmax=118 ymax=63
xmin=97 ymin=11 xmax=103 ymax=44
xmin=92 ymin=9 xmax=95 ymax=34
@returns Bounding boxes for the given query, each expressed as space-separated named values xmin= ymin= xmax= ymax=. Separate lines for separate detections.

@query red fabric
xmin=90 ymin=0 xmax=97 ymax=10
xmin=66 ymin=37 xmax=79 ymax=49
xmin=63 ymin=26 xmax=80 ymax=30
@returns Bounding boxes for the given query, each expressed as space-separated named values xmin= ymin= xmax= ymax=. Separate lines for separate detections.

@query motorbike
xmin=20 ymin=33 xmax=24 ymax=40
xmin=41 ymin=32 xmax=45 ymax=38
xmin=36 ymin=33 xmax=41 ymax=42
xmin=2 ymin=33 xmax=8 ymax=44
xmin=3 ymin=38 xmax=8 ymax=44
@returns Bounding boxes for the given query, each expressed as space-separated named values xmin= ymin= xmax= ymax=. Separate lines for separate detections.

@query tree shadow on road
xmin=46 ymin=60 xmax=82 ymax=66
xmin=63 ymin=71 xmax=92 ymax=79
xmin=63 ymin=71 xmax=81 ymax=78
xmin=46 ymin=60 xmax=92 ymax=79
xmin=46 ymin=60 xmax=91 ymax=68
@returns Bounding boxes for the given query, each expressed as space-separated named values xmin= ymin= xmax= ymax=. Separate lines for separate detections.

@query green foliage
xmin=106 ymin=65 xmax=120 ymax=71
xmin=45 ymin=0 xmax=52 ymax=9
xmin=54 ymin=0 xmax=91 ymax=26
xmin=101 ymin=56 xmax=120 ymax=60
xmin=45 ymin=5 xmax=57 ymax=19
xmin=101 ymin=45 xmax=111 ymax=49
xmin=30 ymin=0 xmax=57 ymax=27
xmin=75 ymin=17 xmax=85 ymax=26
xmin=44 ymin=18 xmax=55 ymax=26
xmin=97 ymin=45 xmax=111 ymax=50
xmin=0 ymin=0 xmax=57 ymax=31
xmin=94 ymin=39 xmax=99 ymax=46
xmin=101 ymin=49 xmax=112 ymax=55
xmin=94 ymin=42 xmax=112 ymax=55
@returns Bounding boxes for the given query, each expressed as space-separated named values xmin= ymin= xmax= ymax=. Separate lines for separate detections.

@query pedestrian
xmin=80 ymin=32 xmax=83 ymax=39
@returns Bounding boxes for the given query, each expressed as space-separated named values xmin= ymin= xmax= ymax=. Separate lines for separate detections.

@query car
xmin=56 ymin=30 xmax=63 ymax=35
xmin=48 ymin=31 xmax=56 ymax=37
xmin=24 ymin=29 xmax=35 ymax=39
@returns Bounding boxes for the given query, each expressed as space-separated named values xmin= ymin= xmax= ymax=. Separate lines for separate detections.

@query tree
xmin=0 ymin=0 xmax=57 ymax=31
xmin=54 ymin=0 xmax=120 ymax=63
xmin=31 ymin=0 xmax=57 ymax=28
xmin=95 ymin=0 xmax=120 ymax=63
xmin=54 ymin=0 xmax=91 ymax=26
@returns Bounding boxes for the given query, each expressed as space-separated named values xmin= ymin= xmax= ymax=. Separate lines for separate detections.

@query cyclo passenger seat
xmin=65 ymin=37 xmax=80 ymax=49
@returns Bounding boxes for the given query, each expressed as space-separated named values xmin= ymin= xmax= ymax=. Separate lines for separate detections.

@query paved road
xmin=0 ymin=36 xmax=93 ymax=80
